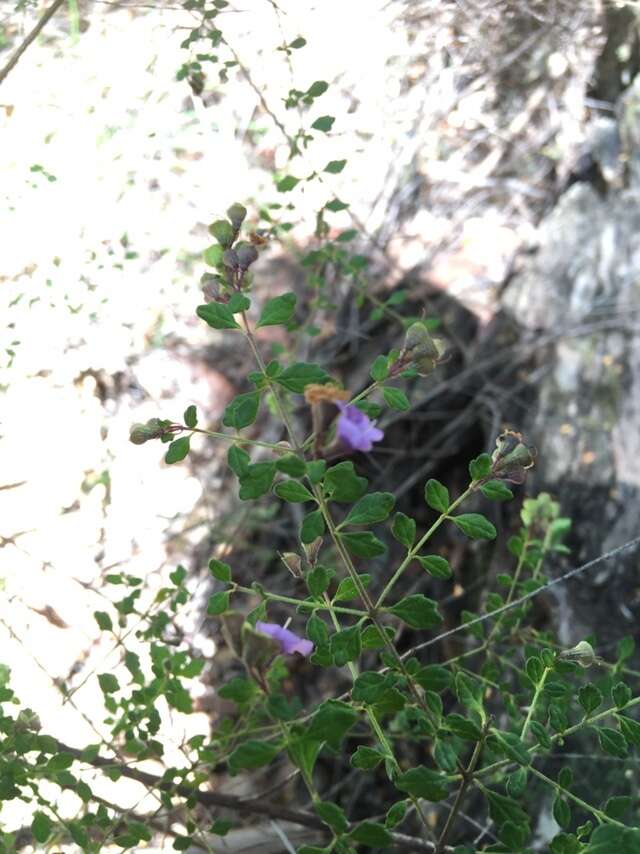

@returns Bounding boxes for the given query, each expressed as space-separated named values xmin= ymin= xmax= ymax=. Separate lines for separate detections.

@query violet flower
xmin=256 ymin=622 xmax=314 ymax=657
xmin=336 ymin=402 xmax=384 ymax=452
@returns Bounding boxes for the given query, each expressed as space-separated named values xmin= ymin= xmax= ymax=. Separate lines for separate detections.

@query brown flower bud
xmin=303 ymin=384 xmax=349 ymax=405
xmin=235 ymin=241 xmax=259 ymax=270
xmin=302 ymin=537 xmax=323 ymax=566
xmin=227 ymin=203 xmax=247 ymax=229
xmin=491 ymin=430 xmax=536 ymax=483
xmin=129 ymin=418 xmax=170 ymax=445
xmin=280 ymin=552 xmax=303 ymax=578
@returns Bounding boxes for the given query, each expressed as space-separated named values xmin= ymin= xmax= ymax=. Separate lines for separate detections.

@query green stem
xmin=376 ymin=486 xmax=474 ymax=609
xmin=189 ymin=426 xmax=287 ymax=453
xmin=234 ymin=584 xmax=367 ymax=616
xmin=435 ymin=728 xmax=486 ymax=854
xmin=520 ymin=667 xmax=550 ymax=741
xmin=529 ymin=767 xmax=627 ymax=828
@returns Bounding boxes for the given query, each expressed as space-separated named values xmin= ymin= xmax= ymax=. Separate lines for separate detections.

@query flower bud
xmin=491 ymin=430 xmax=535 ymax=483
xmin=129 ymin=418 xmax=170 ymax=445
xmin=227 ymin=203 xmax=247 ymax=229
xmin=558 ymin=640 xmax=600 ymax=668
xmin=302 ymin=537 xmax=323 ymax=566
xmin=235 ymin=241 xmax=259 ymax=270
xmin=222 ymin=249 xmax=239 ymax=269
xmin=280 ymin=552 xmax=303 ymax=578
xmin=403 ymin=323 xmax=446 ymax=376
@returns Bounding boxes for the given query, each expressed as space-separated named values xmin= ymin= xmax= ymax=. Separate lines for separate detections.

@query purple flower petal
xmin=256 ymin=622 xmax=314 ymax=657
xmin=336 ymin=402 xmax=384 ymax=452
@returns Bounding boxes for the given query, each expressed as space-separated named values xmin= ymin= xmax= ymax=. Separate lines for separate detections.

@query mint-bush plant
xmin=2 ymin=205 xmax=640 ymax=852
xmin=2 ymin=3 xmax=640 ymax=852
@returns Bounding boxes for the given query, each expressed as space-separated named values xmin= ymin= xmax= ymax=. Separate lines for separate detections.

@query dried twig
xmin=0 ymin=0 xmax=66 ymax=88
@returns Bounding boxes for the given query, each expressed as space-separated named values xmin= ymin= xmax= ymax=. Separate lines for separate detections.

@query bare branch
xmin=0 ymin=0 xmax=66 ymax=88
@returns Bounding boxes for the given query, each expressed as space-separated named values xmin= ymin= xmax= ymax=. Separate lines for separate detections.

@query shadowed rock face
xmin=501 ymin=80 xmax=640 ymax=647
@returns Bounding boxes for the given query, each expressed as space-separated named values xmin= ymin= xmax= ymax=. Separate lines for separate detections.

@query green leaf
xmin=228 ymin=740 xmax=279 ymax=774
xmin=469 ymin=453 xmax=492 ymax=480
xmin=445 ymin=713 xmax=483 ymax=741
xmin=311 ymin=115 xmax=335 ymax=132
xmin=203 ymin=244 xmax=224 ymax=267
xmin=340 ymin=531 xmax=386 ymax=557
xmin=416 ymin=555 xmax=452 ymax=579
xmin=530 ymin=721 xmax=551 ymax=749
xmin=209 ymin=559 xmax=231 ymax=583
xmin=331 ymin=625 xmax=361 ymax=666
xmin=349 ymin=822 xmax=393 ymax=847
xmin=306 ymin=459 xmax=327 ymax=484
xmin=343 ymin=492 xmax=394 ymax=526
xmin=604 ymin=795 xmax=632 ymax=820
xmin=228 ymin=445 xmax=250 ymax=477
xmin=301 ymin=510 xmax=325 ymax=543
xmin=288 ymin=734 xmax=322 ymax=783
xmin=480 ymin=480 xmax=514 ymax=501
xmin=433 ymin=738 xmax=458 ymax=772
xmin=394 ymin=766 xmax=449 ymax=801
xmin=586 ymin=826 xmax=640 ymax=853
xmin=276 ymin=453 xmax=307 ymax=477
xmin=489 ymin=730 xmax=531 ymax=766
xmin=612 ymin=681 xmax=632 ymax=708
xmin=274 ymin=480 xmax=315 ymax=503
xmin=389 ymin=594 xmax=442 ymax=629
xmin=165 ymin=436 xmax=190 ymax=464
xmin=207 ymin=591 xmax=230 ymax=615
xmin=306 ymin=565 xmax=334 ymax=597
xmin=218 ymin=677 xmax=256 ymax=705
xmin=370 ymin=355 xmax=389 ymax=382
xmin=306 ymin=615 xmax=329 ymax=646
xmin=211 ymin=819 xmax=233 ymax=836
xmin=325 ymin=197 xmax=349 ymax=212
xmin=486 ymin=789 xmax=529 ymax=828
xmin=277 ymin=175 xmax=300 ymax=192
xmin=382 ymin=386 xmax=410 ymax=411
xmin=578 ymin=684 xmax=603 ymax=715
xmin=98 ymin=673 xmax=119 ymax=694
xmin=183 ymin=405 xmax=198 ymax=428
xmin=452 ymin=513 xmax=497 ymax=540
xmin=334 ymin=574 xmax=370 ymax=601
xmin=289 ymin=36 xmax=306 ymax=48
xmin=324 ymin=461 xmax=368 ymax=502
xmin=324 ymin=159 xmax=346 ymax=174
xmin=196 ymin=302 xmax=240 ymax=330
xmin=46 ymin=752 xmax=74 ymax=772
xmin=238 ymin=461 xmax=276 ymax=500
xmin=385 ymin=800 xmax=408 ymax=828
xmin=227 ymin=292 xmax=251 ymax=313
xmin=526 ymin=656 xmax=544 ymax=683
xmin=392 ymin=512 xmax=416 ymax=548
xmin=308 ymin=699 xmax=358 ymax=749
xmin=31 ymin=812 xmax=52 ymax=844
xmin=596 ymin=726 xmax=628 ymax=758
xmin=208 ymin=219 xmax=235 ymax=247
xmin=351 ymin=745 xmax=384 ymax=769
xmin=257 ymin=292 xmax=297 ymax=328
xmin=94 ymin=611 xmax=112 ymax=631
xmin=506 ymin=767 xmax=528 ymax=799
xmin=553 ymin=797 xmax=571 ymax=829
xmin=416 ymin=664 xmax=452 ymax=693
xmin=425 ymin=479 xmax=449 ymax=512
xmin=617 ymin=714 xmax=640 ymax=748
xmin=617 ymin=636 xmax=635 ymax=664
xmin=222 ymin=392 xmax=260 ymax=429
xmin=307 ymin=80 xmax=329 ymax=98
xmin=276 ymin=362 xmax=331 ymax=393
xmin=352 ymin=672 xmax=391 ymax=704
xmin=315 ymin=801 xmax=348 ymax=834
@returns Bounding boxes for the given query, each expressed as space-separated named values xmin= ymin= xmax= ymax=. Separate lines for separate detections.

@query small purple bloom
xmin=336 ymin=402 xmax=384 ymax=452
xmin=256 ymin=622 xmax=314 ymax=657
